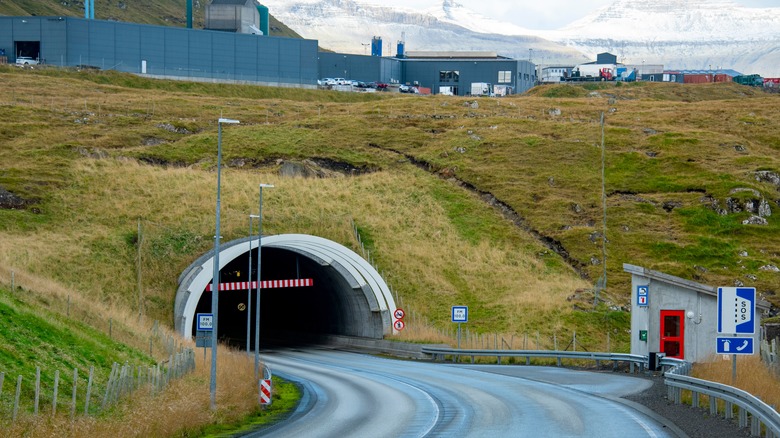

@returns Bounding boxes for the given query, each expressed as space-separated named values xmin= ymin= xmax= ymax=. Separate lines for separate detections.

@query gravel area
xmin=623 ymin=374 xmax=752 ymax=438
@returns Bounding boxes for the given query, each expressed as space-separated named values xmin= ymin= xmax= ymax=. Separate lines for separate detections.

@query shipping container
xmin=683 ymin=74 xmax=713 ymax=84
xmin=713 ymin=74 xmax=732 ymax=83
xmin=763 ymin=78 xmax=780 ymax=87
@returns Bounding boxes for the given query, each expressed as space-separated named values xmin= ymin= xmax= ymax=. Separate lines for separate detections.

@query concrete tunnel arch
xmin=174 ymin=234 xmax=398 ymax=345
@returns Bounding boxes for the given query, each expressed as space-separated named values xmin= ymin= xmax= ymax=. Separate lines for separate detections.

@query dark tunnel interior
xmin=192 ymin=247 xmax=358 ymax=348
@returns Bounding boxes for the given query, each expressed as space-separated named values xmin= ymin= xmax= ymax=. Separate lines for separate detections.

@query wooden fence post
xmin=71 ymin=368 xmax=78 ymax=419
xmin=85 ymin=366 xmax=93 ymax=415
xmin=13 ymin=375 xmax=22 ymax=422
xmin=52 ymin=370 xmax=60 ymax=416
xmin=34 ymin=366 xmax=40 ymax=415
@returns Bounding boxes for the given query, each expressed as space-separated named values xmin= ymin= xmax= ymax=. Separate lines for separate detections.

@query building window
xmin=497 ymin=70 xmax=512 ymax=83
xmin=439 ymin=70 xmax=460 ymax=83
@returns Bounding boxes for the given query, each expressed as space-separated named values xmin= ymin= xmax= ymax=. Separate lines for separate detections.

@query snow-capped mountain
xmin=546 ymin=0 xmax=780 ymax=76
xmin=260 ymin=0 xmax=780 ymax=76
xmin=260 ymin=0 xmax=587 ymax=63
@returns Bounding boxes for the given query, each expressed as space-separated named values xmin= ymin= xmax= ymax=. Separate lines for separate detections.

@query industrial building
xmin=318 ymin=50 xmax=536 ymax=96
xmin=0 ymin=15 xmax=319 ymax=86
xmin=1 ymin=7 xmax=536 ymax=95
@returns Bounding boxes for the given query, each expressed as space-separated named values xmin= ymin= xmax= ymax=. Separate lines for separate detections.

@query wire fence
xmin=761 ymin=337 xmax=779 ymax=376
xmin=0 ymin=348 xmax=195 ymax=424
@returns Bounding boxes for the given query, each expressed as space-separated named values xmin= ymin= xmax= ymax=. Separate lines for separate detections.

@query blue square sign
xmin=717 ymin=287 xmax=755 ymax=335
xmin=716 ymin=337 xmax=754 ymax=355
xmin=452 ymin=306 xmax=468 ymax=323
xmin=636 ymin=285 xmax=649 ymax=307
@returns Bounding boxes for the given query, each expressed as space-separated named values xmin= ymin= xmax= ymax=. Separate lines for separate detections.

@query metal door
xmin=660 ymin=310 xmax=685 ymax=359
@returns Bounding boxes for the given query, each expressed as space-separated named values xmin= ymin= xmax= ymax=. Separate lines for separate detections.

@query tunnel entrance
xmin=175 ymin=234 xmax=396 ymax=348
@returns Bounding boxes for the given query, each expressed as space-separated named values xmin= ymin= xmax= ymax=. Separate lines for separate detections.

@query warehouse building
xmin=0 ymin=15 xmax=319 ymax=87
xmin=319 ymin=50 xmax=536 ymax=96
xmin=1 ymin=15 xmax=536 ymax=95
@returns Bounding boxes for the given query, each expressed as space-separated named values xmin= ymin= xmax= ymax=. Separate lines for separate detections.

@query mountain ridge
xmin=262 ymin=0 xmax=779 ymax=76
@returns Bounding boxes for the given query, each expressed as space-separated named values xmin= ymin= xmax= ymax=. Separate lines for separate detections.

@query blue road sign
xmin=716 ymin=337 xmax=754 ymax=355
xmin=717 ymin=287 xmax=756 ymax=334
xmin=637 ymin=285 xmax=649 ymax=307
xmin=452 ymin=306 xmax=468 ymax=323
xmin=197 ymin=313 xmax=214 ymax=331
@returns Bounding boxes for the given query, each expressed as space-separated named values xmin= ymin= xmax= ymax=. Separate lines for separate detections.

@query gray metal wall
xmin=318 ymin=52 xmax=402 ymax=84
xmin=0 ymin=16 xmax=318 ymax=87
xmin=401 ymin=58 xmax=536 ymax=96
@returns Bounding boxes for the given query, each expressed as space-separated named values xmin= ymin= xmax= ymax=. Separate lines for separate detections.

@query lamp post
xmin=210 ymin=117 xmax=239 ymax=411
xmin=247 ymin=214 xmax=259 ymax=354
xmin=255 ymin=183 xmax=274 ymax=380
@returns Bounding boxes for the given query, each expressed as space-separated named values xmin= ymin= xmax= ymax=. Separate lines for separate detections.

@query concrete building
xmin=205 ymin=0 xmax=262 ymax=35
xmin=625 ymin=263 xmax=771 ymax=363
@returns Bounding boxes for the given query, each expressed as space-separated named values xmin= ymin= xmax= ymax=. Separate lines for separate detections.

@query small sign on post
xmin=716 ymin=337 xmax=754 ymax=355
xmin=259 ymin=378 xmax=272 ymax=405
xmin=717 ymin=287 xmax=756 ymax=383
xmin=197 ymin=313 xmax=214 ymax=331
xmin=452 ymin=306 xmax=468 ymax=352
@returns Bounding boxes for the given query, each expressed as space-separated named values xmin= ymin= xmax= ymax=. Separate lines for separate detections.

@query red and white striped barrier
xmin=260 ymin=378 xmax=272 ymax=405
xmin=205 ymin=278 xmax=314 ymax=291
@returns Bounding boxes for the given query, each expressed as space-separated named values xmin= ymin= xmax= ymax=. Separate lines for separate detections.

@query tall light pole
xmin=255 ymin=183 xmax=274 ymax=380
xmin=210 ymin=117 xmax=239 ymax=411
xmin=247 ymin=214 xmax=259 ymax=354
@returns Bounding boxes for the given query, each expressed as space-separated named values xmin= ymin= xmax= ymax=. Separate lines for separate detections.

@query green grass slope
xmin=0 ymin=67 xmax=778 ymax=356
xmin=0 ymin=285 xmax=153 ymax=417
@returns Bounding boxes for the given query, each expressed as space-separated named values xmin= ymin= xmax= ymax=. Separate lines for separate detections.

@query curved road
xmin=251 ymin=348 xmax=680 ymax=437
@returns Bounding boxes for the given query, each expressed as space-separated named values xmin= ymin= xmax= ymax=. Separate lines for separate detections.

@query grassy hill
xmin=1 ymin=61 xmax=779 ymax=435
xmin=1 ymin=66 xmax=778 ymax=331
xmin=0 ymin=0 xmax=303 ymax=39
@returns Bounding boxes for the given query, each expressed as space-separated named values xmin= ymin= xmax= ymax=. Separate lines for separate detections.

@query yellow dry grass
xmin=693 ymin=355 xmax=780 ymax=411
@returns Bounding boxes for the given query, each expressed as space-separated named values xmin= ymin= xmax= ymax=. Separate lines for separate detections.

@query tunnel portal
xmin=174 ymin=234 xmax=397 ymax=348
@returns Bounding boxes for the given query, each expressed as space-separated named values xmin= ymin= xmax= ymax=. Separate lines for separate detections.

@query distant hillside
xmin=0 ymin=0 xmax=303 ymax=39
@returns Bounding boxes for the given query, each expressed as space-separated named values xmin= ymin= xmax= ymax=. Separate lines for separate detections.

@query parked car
xmin=333 ymin=78 xmax=348 ymax=85
xmin=319 ymin=78 xmax=336 ymax=86
xmin=15 ymin=56 xmax=39 ymax=65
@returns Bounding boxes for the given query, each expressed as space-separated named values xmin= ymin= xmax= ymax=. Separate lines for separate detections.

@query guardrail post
xmin=691 ymin=390 xmax=699 ymax=408
xmin=497 ymin=356 xmax=501 ymax=365
xmin=709 ymin=396 xmax=717 ymax=416
xmin=750 ymin=413 xmax=759 ymax=436
xmin=738 ymin=407 xmax=747 ymax=429
xmin=725 ymin=401 xmax=733 ymax=420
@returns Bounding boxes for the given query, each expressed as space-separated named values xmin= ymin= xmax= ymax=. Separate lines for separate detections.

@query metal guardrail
xmin=421 ymin=347 xmax=780 ymax=436
xmin=662 ymin=357 xmax=780 ymax=437
xmin=420 ymin=347 xmax=648 ymax=373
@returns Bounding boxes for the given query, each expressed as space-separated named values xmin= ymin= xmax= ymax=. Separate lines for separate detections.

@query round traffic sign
xmin=237 ymin=303 xmax=247 ymax=311
xmin=394 ymin=308 xmax=405 ymax=320
xmin=394 ymin=320 xmax=405 ymax=331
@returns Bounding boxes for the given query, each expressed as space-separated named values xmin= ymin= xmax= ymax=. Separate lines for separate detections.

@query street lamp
xmin=255 ymin=183 xmax=274 ymax=380
xmin=247 ymin=214 xmax=259 ymax=354
xmin=210 ymin=117 xmax=239 ymax=411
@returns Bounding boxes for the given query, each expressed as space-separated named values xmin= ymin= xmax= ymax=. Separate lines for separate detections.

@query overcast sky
xmin=357 ymin=0 xmax=778 ymax=29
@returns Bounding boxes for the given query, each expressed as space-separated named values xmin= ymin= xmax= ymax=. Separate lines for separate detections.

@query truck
xmin=470 ymin=82 xmax=492 ymax=96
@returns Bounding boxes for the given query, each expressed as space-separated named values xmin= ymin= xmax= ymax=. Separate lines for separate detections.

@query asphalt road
xmin=250 ymin=348 xmax=681 ymax=437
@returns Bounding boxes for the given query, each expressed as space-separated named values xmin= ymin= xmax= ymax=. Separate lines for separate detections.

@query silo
xmin=396 ymin=40 xmax=405 ymax=58
xmin=371 ymin=36 xmax=382 ymax=57
xmin=257 ymin=4 xmax=270 ymax=36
